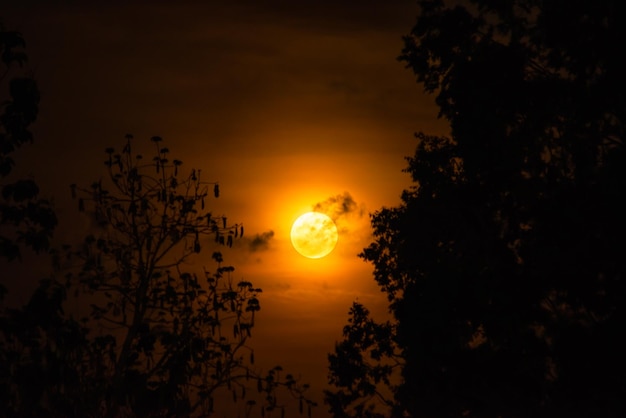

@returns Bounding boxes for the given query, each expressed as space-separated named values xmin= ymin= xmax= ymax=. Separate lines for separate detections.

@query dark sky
xmin=2 ymin=1 xmax=449 ymax=415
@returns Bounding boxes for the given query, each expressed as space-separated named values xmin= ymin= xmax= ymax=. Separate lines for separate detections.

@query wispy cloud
xmin=247 ymin=230 xmax=275 ymax=252
xmin=312 ymin=191 xmax=364 ymax=221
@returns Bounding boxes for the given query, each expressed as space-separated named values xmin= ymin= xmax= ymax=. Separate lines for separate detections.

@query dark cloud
xmin=312 ymin=192 xmax=364 ymax=221
xmin=248 ymin=230 xmax=275 ymax=252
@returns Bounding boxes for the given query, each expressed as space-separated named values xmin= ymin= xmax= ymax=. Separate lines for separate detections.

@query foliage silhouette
xmin=1 ymin=136 xmax=314 ymax=417
xmin=326 ymin=1 xmax=626 ymax=417
xmin=0 ymin=23 xmax=56 ymax=268
xmin=0 ymin=278 xmax=89 ymax=416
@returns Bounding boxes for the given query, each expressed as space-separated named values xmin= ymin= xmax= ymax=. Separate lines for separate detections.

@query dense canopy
xmin=327 ymin=1 xmax=626 ymax=417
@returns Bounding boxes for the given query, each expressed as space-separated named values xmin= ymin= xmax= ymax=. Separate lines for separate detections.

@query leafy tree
xmin=326 ymin=1 xmax=626 ymax=417
xmin=0 ymin=278 xmax=89 ymax=417
xmin=1 ymin=136 xmax=313 ymax=417
xmin=326 ymin=302 xmax=399 ymax=418
xmin=0 ymin=23 xmax=66 ymax=417
xmin=0 ymin=23 xmax=56 ymax=268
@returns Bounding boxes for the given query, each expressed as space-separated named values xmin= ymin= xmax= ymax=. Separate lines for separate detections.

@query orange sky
xmin=3 ymin=1 xmax=449 ymax=416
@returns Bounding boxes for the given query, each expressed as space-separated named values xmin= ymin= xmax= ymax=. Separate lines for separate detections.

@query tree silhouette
xmin=0 ymin=23 xmax=56 ymax=267
xmin=0 ymin=23 xmax=66 ymax=417
xmin=1 ymin=277 xmax=88 ymax=416
xmin=326 ymin=1 xmax=626 ymax=417
xmin=63 ymin=135 xmax=313 ymax=417
xmin=1 ymin=136 xmax=313 ymax=417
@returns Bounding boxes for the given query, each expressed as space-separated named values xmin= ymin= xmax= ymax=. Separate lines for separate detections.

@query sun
xmin=290 ymin=212 xmax=338 ymax=259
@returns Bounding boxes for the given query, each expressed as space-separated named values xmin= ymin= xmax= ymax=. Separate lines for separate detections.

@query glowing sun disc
xmin=290 ymin=212 xmax=338 ymax=259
